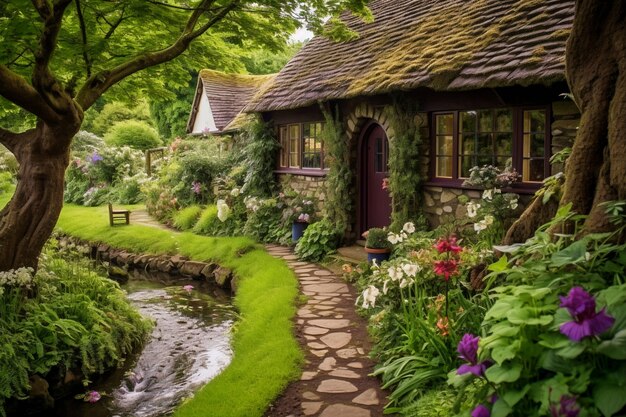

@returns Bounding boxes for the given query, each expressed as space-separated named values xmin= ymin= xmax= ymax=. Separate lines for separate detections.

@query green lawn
xmin=2 ymin=194 xmax=302 ymax=417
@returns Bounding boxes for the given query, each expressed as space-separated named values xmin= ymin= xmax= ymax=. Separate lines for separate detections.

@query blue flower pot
xmin=365 ymin=248 xmax=391 ymax=264
xmin=292 ymin=221 xmax=309 ymax=242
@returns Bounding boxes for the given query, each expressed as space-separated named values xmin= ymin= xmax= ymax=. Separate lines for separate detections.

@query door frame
xmin=356 ymin=120 xmax=390 ymax=235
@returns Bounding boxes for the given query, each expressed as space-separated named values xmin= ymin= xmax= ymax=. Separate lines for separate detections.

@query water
xmin=49 ymin=279 xmax=235 ymax=417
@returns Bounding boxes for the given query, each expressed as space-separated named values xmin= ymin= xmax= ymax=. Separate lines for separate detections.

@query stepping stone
xmin=283 ymin=255 xmax=298 ymax=260
xmin=314 ymin=270 xmax=333 ymax=276
xmin=301 ymin=371 xmax=317 ymax=381
xmin=302 ymin=402 xmax=323 ymax=415
xmin=304 ymin=326 xmax=330 ymax=336
xmin=311 ymin=349 xmax=328 ymax=357
xmin=308 ymin=342 xmax=328 ymax=349
xmin=357 ymin=348 xmax=365 ymax=355
xmin=302 ymin=283 xmax=349 ymax=294
xmin=317 ymin=379 xmax=358 ymax=393
xmin=313 ymin=305 xmax=335 ymax=310
xmin=320 ymin=300 xmax=339 ymax=305
xmin=297 ymin=319 xmax=304 ymax=325
xmin=318 ymin=356 xmax=337 ymax=371
xmin=318 ymin=311 xmax=338 ymax=317
xmin=352 ymin=388 xmax=380 ymax=405
xmin=304 ymin=335 xmax=317 ymax=341
xmin=336 ymin=348 xmax=358 ymax=359
xmin=320 ymin=332 xmax=352 ymax=349
xmin=309 ymin=319 xmax=350 ymax=329
xmin=329 ymin=369 xmax=361 ymax=379
xmin=347 ymin=362 xmax=364 ymax=369
xmin=302 ymin=391 xmax=320 ymax=400
xmin=319 ymin=404 xmax=371 ymax=417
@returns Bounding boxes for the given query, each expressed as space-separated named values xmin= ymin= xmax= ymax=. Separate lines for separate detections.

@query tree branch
xmin=76 ymin=0 xmax=239 ymax=110
xmin=0 ymin=127 xmax=21 ymax=154
xmin=0 ymin=65 xmax=59 ymax=122
xmin=31 ymin=0 xmax=76 ymax=116
xmin=74 ymin=0 xmax=92 ymax=77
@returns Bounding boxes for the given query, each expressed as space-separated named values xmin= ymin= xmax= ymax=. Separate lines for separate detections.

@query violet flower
xmin=85 ymin=390 xmax=101 ymax=403
xmin=457 ymin=333 xmax=489 ymax=377
xmin=559 ymin=286 xmax=614 ymax=341
xmin=191 ymin=181 xmax=202 ymax=195
xmin=183 ymin=285 xmax=194 ymax=293
xmin=471 ymin=404 xmax=491 ymax=417
xmin=89 ymin=152 xmax=103 ymax=163
xmin=550 ymin=395 xmax=580 ymax=417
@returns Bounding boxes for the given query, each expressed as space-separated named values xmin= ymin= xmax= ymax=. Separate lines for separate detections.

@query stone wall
xmin=278 ymin=174 xmax=327 ymax=214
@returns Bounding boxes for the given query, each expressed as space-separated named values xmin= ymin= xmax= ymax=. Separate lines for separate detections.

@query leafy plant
xmin=104 ymin=120 xmax=162 ymax=150
xmin=241 ymin=117 xmax=279 ymax=197
xmin=365 ymin=227 xmax=391 ymax=249
xmin=173 ymin=205 xmax=203 ymax=231
xmin=294 ymin=219 xmax=340 ymax=261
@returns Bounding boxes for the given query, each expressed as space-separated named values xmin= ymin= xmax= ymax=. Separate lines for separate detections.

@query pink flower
xmin=382 ymin=178 xmax=390 ymax=190
xmin=84 ymin=390 xmax=101 ymax=403
xmin=559 ymin=286 xmax=614 ymax=341
xmin=183 ymin=285 xmax=194 ymax=293
xmin=434 ymin=236 xmax=462 ymax=254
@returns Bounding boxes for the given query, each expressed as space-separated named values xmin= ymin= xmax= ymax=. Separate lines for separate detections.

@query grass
xmin=172 ymin=205 xmax=203 ymax=231
xmin=0 ymin=190 xmax=303 ymax=417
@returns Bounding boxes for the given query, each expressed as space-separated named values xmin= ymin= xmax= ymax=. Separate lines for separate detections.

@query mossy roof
xmin=247 ymin=0 xmax=574 ymax=112
xmin=187 ymin=70 xmax=275 ymax=133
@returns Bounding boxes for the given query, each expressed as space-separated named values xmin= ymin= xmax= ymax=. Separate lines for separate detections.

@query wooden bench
xmin=108 ymin=203 xmax=130 ymax=226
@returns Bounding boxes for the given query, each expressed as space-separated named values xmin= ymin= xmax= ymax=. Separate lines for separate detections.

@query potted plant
xmin=283 ymin=194 xmax=316 ymax=242
xmin=292 ymin=213 xmax=311 ymax=242
xmin=364 ymin=227 xmax=392 ymax=263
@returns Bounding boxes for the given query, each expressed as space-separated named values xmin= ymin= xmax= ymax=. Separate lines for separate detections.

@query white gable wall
xmin=191 ymin=90 xmax=218 ymax=134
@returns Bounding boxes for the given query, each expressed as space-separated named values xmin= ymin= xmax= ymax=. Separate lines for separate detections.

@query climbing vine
xmin=320 ymin=103 xmax=353 ymax=239
xmin=385 ymin=95 xmax=427 ymax=231
xmin=241 ymin=115 xmax=280 ymax=197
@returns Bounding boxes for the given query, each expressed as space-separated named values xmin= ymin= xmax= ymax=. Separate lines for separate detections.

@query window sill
xmin=424 ymin=180 xmax=541 ymax=195
xmin=274 ymin=168 xmax=329 ymax=177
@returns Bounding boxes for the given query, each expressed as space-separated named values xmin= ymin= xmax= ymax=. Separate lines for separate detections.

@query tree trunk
xmin=504 ymin=0 xmax=626 ymax=243
xmin=0 ymin=121 xmax=78 ymax=271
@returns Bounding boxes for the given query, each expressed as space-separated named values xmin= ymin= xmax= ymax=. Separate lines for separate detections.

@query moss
xmin=551 ymin=28 xmax=571 ymax=40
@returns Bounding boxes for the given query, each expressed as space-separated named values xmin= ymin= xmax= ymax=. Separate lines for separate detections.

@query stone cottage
xmin=246 ymin=0 xmax=580 ymax=239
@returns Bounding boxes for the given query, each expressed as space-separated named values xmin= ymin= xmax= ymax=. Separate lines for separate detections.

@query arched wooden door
xmin=361 ymin=124 xmax=392 ymax=233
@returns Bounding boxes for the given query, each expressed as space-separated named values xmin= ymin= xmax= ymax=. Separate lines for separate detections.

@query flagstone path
xmin=264 ymin=244 xmax=388 ymax=417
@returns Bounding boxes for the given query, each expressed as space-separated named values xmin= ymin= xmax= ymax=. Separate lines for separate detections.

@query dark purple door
xmin=363 ymin=125 xmax=392 ymax=231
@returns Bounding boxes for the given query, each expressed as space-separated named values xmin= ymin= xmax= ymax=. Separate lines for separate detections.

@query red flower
xmin=434 ymin=236 xmax=462 ymax=254
xmin=434 ymin=259 xmax=458 ymax=281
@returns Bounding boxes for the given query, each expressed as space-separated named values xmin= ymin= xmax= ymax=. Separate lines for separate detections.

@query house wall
xmin=278 ymin=174 xmax=327 ymax=214
xmin=191 ymin=91 xmax=218 ymax=134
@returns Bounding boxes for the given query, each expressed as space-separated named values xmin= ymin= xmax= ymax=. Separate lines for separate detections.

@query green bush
xmin=294 ymin=219 xmax=340 ymax=261
xmin=87 ymin=100 xmax=152 ymax=137
xmin=104 ymin=120 xmax=162 ymax=150
xmin=193 ymin=205 xmax=220 ymax=235
xmin=173 ymin=205 xmax=203 ymax=231
xmin=0 ymin=145 xmax=18 ymax=175
xmin=71 ymin=131 xmax=105 ymax=157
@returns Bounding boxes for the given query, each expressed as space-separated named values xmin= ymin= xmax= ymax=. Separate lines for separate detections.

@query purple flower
xmin=471 ymin=404 xmax=490 ymax=417
xmin=191 ymin=181 xmax=202 ymax=195
xmin=89 ymin=152 xmax=103 ymax=163
xmin=84 ymin=390 xmax=101 ymax=403
xmin=550 ymin=395 xmax=580 ymax=417
xmin=457 ymin=333 xmax=489 ymax=377
xmin=559 ymin=286 xmax=614 ymax=341
xmin=183 ymin=285 xmax=194 ymax=293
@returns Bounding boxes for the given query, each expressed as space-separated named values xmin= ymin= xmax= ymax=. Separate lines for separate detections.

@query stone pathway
xmin=264 ymin=244 xmax=388 ymax=417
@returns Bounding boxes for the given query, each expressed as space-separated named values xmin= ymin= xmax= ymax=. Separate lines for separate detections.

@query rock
xmin=329 ymin=369 xmax=361 ymax=379
xmin=308 ymin=319 xmax=351 ymax=329
xmin=302 ymin=391 xmax=320 ymax=401
xmin=300 ymin=371 xmax=318 ymax=381
xmin=230 ymin=276 xmax=238 ymax=294
xmin=440 ymin=190 xmax=457 ymax=203
xmin=424 ymin=193 xmax=435 ymax=207
xmin=320 ymin=332 xmax=352 ymax=349
xmin=28 ymin=375 xmax=55 ymax=410
xmin=214 ymin=267 xmax=233 ymax=287
xmin=302 ymin=283 xmax=348 ymax=294
xmin=302 ymin=402 xmax=323 ymax=415
xmin=352 ymin=388 xmax=380 ymax=405
xmin=304 ymin=326 xmax=330 ymax=336
xmin=319 ymin=404 xmax=371 ymax=417
xmin=443 ymin=205 xmax=453 ymax=213
xmin=318 ymin=357 xmax=337 ymax=371
xmin=180 ymin=261 xmax=207 ymax=277
xmin=316 ymin=379 xmax=358 ymax=393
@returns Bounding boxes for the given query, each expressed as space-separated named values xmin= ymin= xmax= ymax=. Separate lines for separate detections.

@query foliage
xmin=50 ymin=202 xmax=303 ymax=417
xmin=71 ymin=131 xmax=105 ymax=157
xmin=365 ymin=227 xmax=392 ymax=250
xmin=241 ymin=42 xmax=303 ymax=74
xmin=243 ymin=196 xmax=289 ymax=243
xmin=0 ymin=241 xmax=151 ymax=415
xmin=0 ymin=145 xmax=18 ymax=175
xmin=85 ymin=101 xmax=152 ymax=137
xmin=320 ymin=105 xmax=352 ymax=237
xmin=172 ymin=205 xmax=204 ymax=231
xmin=279 ymin=187 xmax=317 ymax=224
xmin=294 ymin=218 xmax=341 ymax=261
xmin=104 ymin=120 xmax=162 ymax=151
xmin=385 ymin=96 xmax=427 ymax=231
xmin=241 ymin=116 xmax=280 ymax=197
xmin=150 ymin=74 xmax=197 ymax=140
xmin=0 ymin=172 xmax=13 ymax=196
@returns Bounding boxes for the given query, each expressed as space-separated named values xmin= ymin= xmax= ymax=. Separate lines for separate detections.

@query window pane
xmin=523 ymin=158 xmax=545 ymax=182
xmin=530 ymin=134 xmax=545 ymax=157
xmin=496 ymin=157 xmax=511 ymax=171
xmin=525 ymin=110 xmax=545 ymax=132
xmin=460 ymin=133 xmax=475 ymax=155
xmin=495 ymin=133 xmax=512 ymax=155
xmin=459 ymin=156 xmax=475 ymax=178
xmin=477 ymin=155 xmax=493 ymax=167
xmin=478 ymin=110 xmax=493 ymax=132
xmin=460 ymin=111 xmax=477 ymax=132
xmin=477 ymin=134 xmax=493 ymax=155
xmin=436 ymin=114 xmax=454 ymax=135
xmin=437 ymin=156 xmax=453 ymax=178
xmin=289 ymin=124 xmax=300 ymax=168
xmin=375 ymin=138 xmax=384 ymax=172
xmin=302 ymin=122 xmax=324 ymax=169
xmin=437 ymin=134 xmax=453 ymax=155
xmin=495 ymin=109 xmax=512 ymax=132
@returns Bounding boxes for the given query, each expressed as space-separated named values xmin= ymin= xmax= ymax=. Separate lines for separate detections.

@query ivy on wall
xmin=241 ymin=115 xmax=279 ymax=197
xmin=385 ymin=95 xmax=427 ymax=231
xmin=320 ymin=103 xmax=353 ymax=239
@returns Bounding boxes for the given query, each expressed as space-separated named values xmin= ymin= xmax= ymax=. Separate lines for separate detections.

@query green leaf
xmin=488 ymin=255 xmax=509 ymax=272
xmin=550 ymin=239 xmax=587 ymax=266
xmin=485 ymin=362 xmax=522 ymax=383
xmin=596 ymin=329 xmax=626 ymax=359
xmin=506 ymin=307 xmax=530 ymax=324
xmin=556 ymin=343 xmax=585 ymax=359
xmin=593 ymin=378 xmax=626 ymax=417
xmin=491 ymin=341 xmax=519 ymax=365
xmin=502 ymin=385 xmax=530 ymax=407
xmin=492 ymin=397 xmax=513 ymax=417
xmin=489 ymin=322 xmax=520 ymax=338
xmin=538 ymin=333 xmax=570 ymax=349
xmin=492 ymin=244 xmax=523 ymax=254
xmin=485 ymin=301 xmax=514 ymax=320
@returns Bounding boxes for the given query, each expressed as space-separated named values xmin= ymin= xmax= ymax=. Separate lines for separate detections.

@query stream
xmin=49 ymin=279 xmax=235 ymax=417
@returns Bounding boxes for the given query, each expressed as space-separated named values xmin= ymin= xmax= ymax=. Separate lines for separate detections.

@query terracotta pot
xmin=364 ymin=247 xmax=391 ymax=264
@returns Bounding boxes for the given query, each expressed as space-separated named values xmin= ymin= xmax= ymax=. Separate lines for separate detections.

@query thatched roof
xmin=187 ymin=70 xmax=274 ymax=134
xmin=248 ymin=0 xmax=574 ymax=112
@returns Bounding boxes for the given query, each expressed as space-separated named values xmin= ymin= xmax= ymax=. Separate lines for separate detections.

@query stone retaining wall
xmin=278 ymin=174 xmax=327 ymax=213
xmin=60 ymin=236 xmax=238 ymax=294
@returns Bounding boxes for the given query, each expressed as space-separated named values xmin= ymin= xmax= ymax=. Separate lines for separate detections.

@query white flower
xmin=482 ymin=189 xmax=493 ymax=200
xmin=230 ymin=188 xmax=240 ymax=197
xmin=399 ymin=278 xmax=414 ymax=289
xmin=401 ymin=263 xmax=419 ymax=277
xmin=388 ymin=266 xmax=403 ymax=281
xmin=484 ymin=215 xmax=494 ymax=226
xmin=509 ymin=199 xmax=519 ymax=210
xmin=402 ymin=222 xmax=415 ymax=234
xmin=382 ymin=279 xmax=390 ymax=294
xmin=216 ymin=199 xmax=230 ymax=222
xmin=361 ymin=285 xmax=380 ymax=309
xmin=466 ymin=201 xmax=481 ymax=218
xmin=473 ymin=215 xmax=495 ymax=234
xmin=387 ymin=233 xmax=399 ymax=244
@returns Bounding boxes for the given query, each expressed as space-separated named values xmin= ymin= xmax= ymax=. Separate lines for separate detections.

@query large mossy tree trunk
xmin=504 ymin=0 xmax=626 ymax=244
xmin=0 ymin=119 xmax=80 ymax=270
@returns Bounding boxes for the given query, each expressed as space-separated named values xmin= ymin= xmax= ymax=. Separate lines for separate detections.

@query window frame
xmin=429 ymin=106 xmax=551 ymax=191
xmin=276 ymin=121 xmax=327 ymax=174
